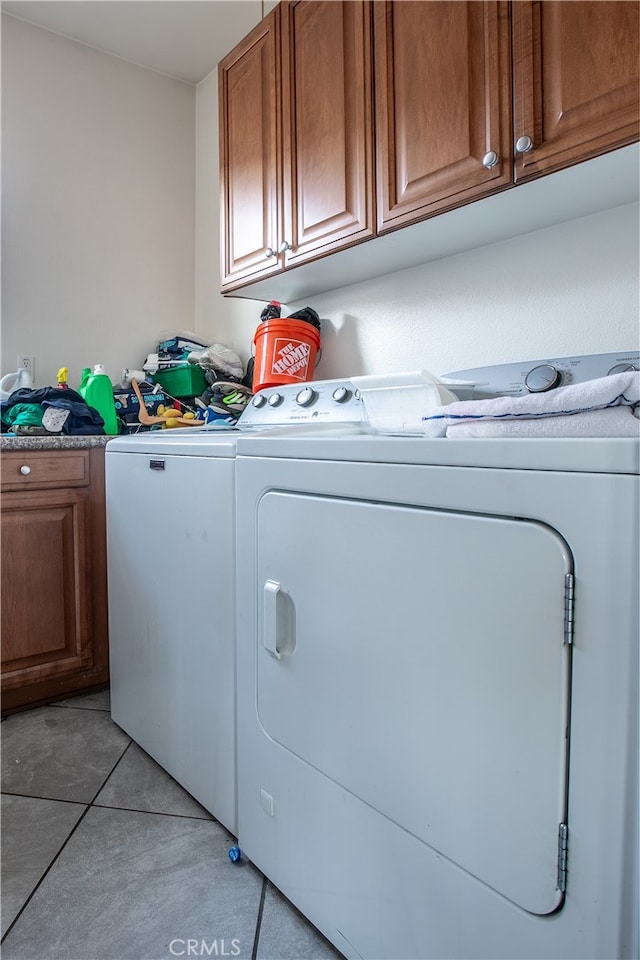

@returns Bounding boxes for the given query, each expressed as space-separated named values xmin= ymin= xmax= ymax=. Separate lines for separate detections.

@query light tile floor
xmin=1 ymin=689 xmax=344 ymax=960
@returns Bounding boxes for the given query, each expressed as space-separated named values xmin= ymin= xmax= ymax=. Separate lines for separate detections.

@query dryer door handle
xmin=263 ymin=580 xmax=282 ymax=660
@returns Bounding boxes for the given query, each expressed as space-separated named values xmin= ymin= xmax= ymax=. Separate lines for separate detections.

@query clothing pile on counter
xmin=0 ymin=387 xmax=107 ymax=436
xmin=422 ymin=371 xmax=640 ymax=438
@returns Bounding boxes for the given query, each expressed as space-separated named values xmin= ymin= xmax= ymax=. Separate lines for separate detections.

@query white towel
xmin=422 ymin=371 xmax=640 ymax=438
xmin=444 ymin=406 xmax=639 ymax=438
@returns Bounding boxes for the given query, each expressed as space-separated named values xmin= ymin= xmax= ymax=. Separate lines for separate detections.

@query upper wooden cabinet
xmin=374 ymin=0 xmax=639 ymax=231
xmin=280 ymin=1 xmax=375 ymax=266
xmin=219 ymin=0 xmax=374 ymax=290
xmin=218 ymin=13 xmax=281 ymax=288
xmin=218 ymin=0 xmax=639 ymax=296
xmin=374 ymin=1 xmax=513 ymax=233
xmin=512 ymin=1 xmax=640 ymax=181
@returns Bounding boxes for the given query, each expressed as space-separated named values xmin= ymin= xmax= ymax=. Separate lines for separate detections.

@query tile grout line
xmin=251 ymin=875 xmax=268 ymax=960
xmin=3 ymin=692 xmax=111 ymax=719
xmin=2 ymin=701 xmax=243 ymax=957
xmin=1 ymin=789 xmax=215 ymax=822
xmin=0 ymin=790 xmax=88 ymax=806
xmin=49 ymin=703 xmax=111 ymax=712
xmin=90 ymin=800 xmax=219 ymax=823
xmin=86 ymin=737 xmax=132 ymax=805
xmin=1 ymin=732 xmax=230 ymax=948
xmin=0 ymin=805 xmax=94 ymax=945
xmin=0 ymin=737 xmax=133 ymax=946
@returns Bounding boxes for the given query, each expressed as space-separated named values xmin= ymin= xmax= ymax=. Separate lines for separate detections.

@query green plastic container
xmin=78 ymin=364 xmax=119 ymax=435
xmin=151 ymin=364 xmax=207 ymax=398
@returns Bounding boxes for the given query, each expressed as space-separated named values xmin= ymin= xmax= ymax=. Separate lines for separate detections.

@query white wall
xmin=194 ymin=67 xmax=262 ymax=370
xmin=286 ymin=201 xmax=640 ymax=378
xmin=195 ymin=187 xmax=639 ymax=382
xmin=1 ymin=14 xmax=196 ymax=390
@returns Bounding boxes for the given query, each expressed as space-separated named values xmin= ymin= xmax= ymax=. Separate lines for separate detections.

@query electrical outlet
xmin=17 ymin=355 xmax=35 ymax=381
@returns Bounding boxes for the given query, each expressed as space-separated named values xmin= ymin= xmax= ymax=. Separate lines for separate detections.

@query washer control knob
xmin=524 ymin=364 xmax=562 ymax=393
xmin=296 ymin=387 xmax=317 ymax=407
xmin=332 ymin=386 xmax=351 ymax=403
xmin=608 ymin=362 xmax=638 ymax=376
xmin=252 ymin=394 xmax=267 ymax=408
xmin=268 ymin=393 xmax=283 ymax=407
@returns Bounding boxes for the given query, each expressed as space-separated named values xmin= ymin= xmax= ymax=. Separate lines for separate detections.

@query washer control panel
xmin=237 ymin=353 xmax=638 ymax=426
xmin=444 ymin=351 xmax=640 ymax=400
xmin=239 ymin=378 xmax=361 ymax=428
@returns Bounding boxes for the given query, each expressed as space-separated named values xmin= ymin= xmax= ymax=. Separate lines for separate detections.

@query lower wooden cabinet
xmin=1 ymin=447 xmax=109 ymax=712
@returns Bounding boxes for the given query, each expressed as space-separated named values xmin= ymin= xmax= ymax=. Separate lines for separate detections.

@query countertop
xmin=1 ymin=434 xmax=112 ymax=451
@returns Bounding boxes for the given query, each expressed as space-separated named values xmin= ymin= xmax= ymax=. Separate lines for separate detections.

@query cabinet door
xmin=281 ymin=0 xmax=375 ymax=265
xmin=219 ymin=10 xmax=282 ymax=288
xmin=1 ymin=488 xmax=92 ymax=690
xmin=513 ymin=1 xmax=640 ymax=181
xmin=374 ymin=1 xmax=512 ymax=233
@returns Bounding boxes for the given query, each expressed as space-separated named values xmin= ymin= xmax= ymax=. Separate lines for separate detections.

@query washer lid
xmin=106 ymin=428 xmax=238 ymax=457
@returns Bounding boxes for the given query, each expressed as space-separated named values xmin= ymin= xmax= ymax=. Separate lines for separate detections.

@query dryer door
xmin=256 ymin=492 xmax=573 ymax=916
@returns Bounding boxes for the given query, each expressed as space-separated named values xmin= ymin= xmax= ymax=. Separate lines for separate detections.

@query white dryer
xmin=234 ymin=354 xmax=639 ymax=959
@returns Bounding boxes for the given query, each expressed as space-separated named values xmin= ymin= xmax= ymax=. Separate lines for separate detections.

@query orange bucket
xmin=253 ymin=318 xmax=321 ymax=393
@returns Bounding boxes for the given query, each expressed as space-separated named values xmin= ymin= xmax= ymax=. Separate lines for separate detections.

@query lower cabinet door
xmin=1 ymin=487 xmax=92 ymax=689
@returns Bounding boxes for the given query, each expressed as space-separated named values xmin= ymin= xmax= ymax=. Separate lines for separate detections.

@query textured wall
xmin=294 ymin=202 xmax=640 ymax=379
xmin=2 ymin=14 xmax=196 ymax=389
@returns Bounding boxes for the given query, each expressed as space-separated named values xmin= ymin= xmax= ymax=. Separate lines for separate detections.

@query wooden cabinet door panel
xmin=219 ymin=12 xmax=282 ymax=288
xmin=375 ymin=1 xmax=512 ymax=232
xmin=513 ymin=1 xmax=640 ymax=180
xmin=1 ymin=489 xmax=92 ymax=689
xmin=281 ymin=0 xmax=375 ymax=264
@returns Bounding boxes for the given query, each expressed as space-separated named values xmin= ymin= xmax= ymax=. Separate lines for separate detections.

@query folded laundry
xmin=444 ymin=406 xmax=639 ymax=438
xmin=422 ymin=370 xmax=640 ymax=438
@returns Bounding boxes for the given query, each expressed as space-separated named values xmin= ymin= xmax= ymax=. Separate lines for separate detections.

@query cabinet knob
xmin=265 ymin=247 xmax=276 ymax=259
xmin=482 ymin=151 xmax=500 ymax=169
xmin=279 ymin=240 xmax=292 ymax=253
xmin=515 ymin=135 xmax=534 ymax=154
xmin=20 ymin=465 xmax=31 ymax=476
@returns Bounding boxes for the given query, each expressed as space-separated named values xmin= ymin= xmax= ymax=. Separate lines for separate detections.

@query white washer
xmin=106 ymin=429 xmax=239 ymax=829
xmin=234 ymin=354 xmax=639 ymax=959
xmin=105 ymin=381 xmax=363 ymax=833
